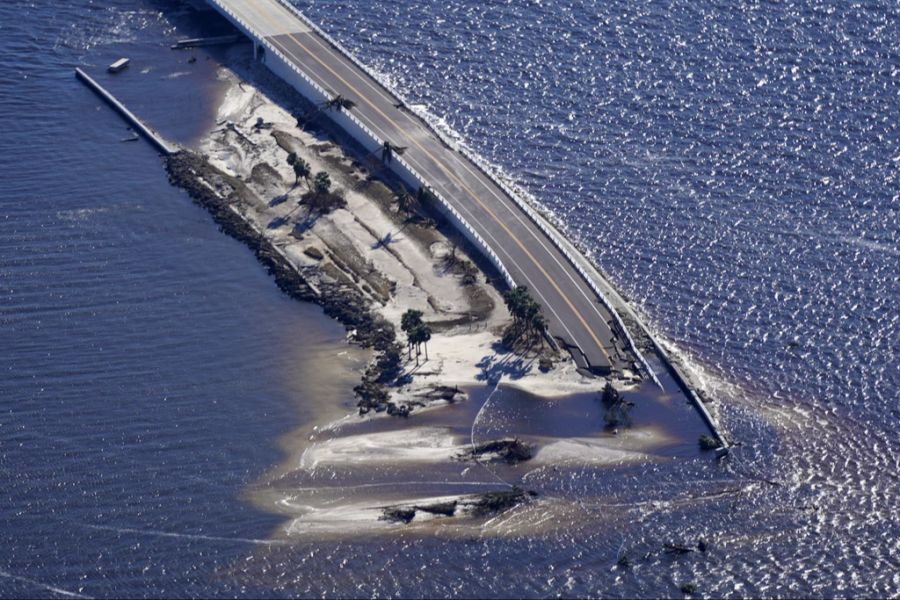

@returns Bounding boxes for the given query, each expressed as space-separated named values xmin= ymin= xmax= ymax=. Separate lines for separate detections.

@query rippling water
xmin=1 ymin=0 xmax=897 ymax=597
xmin=292 ymin=0 xmax=898 ymax=594
xmin=0 ymin=2 xmax=365 ymax=597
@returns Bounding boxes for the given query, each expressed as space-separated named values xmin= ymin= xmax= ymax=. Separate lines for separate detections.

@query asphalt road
xmin=213 ymin=0 xmax=625 ymax=374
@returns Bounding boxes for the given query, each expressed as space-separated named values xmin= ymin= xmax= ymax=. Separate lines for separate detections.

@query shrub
xmin=699 ymin=435 xmax=721 ymax=450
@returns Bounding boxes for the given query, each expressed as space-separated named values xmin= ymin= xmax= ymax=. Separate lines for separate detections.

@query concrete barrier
xmin=206 ymin=0 xmax=729 ymax=448
xmin=207 ymin=0 xmax=518 ymax=291
xmin=75 ymin=68 xmax=179 ymax=155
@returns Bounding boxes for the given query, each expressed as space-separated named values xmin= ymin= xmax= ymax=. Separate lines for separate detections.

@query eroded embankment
xmin=161 ymin=61 xmax=711 ymax=536
xmin=166 ymin=149 xmax=402 ymax=403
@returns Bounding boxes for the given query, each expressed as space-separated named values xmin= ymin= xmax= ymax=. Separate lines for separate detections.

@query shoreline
xmin=160 ymin=46 xmax=718 ymax=535
xmin=168 ymin=58 xmax=613 ymax=406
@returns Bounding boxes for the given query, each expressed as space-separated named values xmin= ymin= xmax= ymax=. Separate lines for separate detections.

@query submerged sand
xmin=186 ymin=57 xmax=706 ymax=537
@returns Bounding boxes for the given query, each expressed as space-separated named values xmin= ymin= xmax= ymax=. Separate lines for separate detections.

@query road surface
xmin=211 ymin=0 xmax=628 ymax=374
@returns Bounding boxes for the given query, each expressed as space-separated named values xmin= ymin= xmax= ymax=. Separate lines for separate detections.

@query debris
xmin=380 ymin=507 xmax=415 ymax=524
xmin=679 ymin=582 xmax=697 ymax=595
xmin=108 ymin=58 xmax=129 ymax=73
xmin=468 ymin=487 xmax=534 ymax=517
xmin=414 ymin=501 xmax=457 ymax=517
xmin=303 ymin=246 xmax=324 ymax=261
xmin=699 ymin=435 xmax=721 ymax=451
xmin=664 ymin=543 xmax=694 ymax=554
xmin=463 ymin=438 xmax=532 ymax=464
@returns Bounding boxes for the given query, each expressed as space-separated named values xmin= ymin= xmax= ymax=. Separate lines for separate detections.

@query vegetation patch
xmin=698 ymin=435 xmax=722 ymax=451
xmin=462 ymin=439 xmax=532 ymax=464
xmin=600 ymin=382 xmax=634 ymax=430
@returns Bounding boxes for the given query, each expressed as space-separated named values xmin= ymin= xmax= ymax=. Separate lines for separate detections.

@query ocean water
xmin=0 ymin=1 xmax=366 ymax=597
xmin=1 ymin=0 xmax=897 ymax=597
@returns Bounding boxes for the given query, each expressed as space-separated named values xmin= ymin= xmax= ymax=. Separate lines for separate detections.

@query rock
xmin=464 ymin=438 xmax=532 ymax=464
xmin=303 ymin=246 xmax=324 ymax=260
xmin=167 ymin=153 xmax=406 ymax=424
xmin=698 ymin=435 xmax=721 ymax=451
xmin=165 ymin=152 xmax=318 ymax=304
xmin=380 ymin=507 xmax=415 ymax=524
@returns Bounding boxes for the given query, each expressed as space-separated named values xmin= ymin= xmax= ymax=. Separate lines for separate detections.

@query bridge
xmin=207 ymin=0 xmax=639 ymax=376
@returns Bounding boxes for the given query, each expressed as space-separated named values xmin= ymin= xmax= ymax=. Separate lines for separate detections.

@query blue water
xmin=1 ymin=0 xmax=898 ymax=597
xmin=0 ymin=1 xmax=363 ymax=597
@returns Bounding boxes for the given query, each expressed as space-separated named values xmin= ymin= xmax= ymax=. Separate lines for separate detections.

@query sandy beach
xmin=164 ymin=53 xmax=708 ymax=536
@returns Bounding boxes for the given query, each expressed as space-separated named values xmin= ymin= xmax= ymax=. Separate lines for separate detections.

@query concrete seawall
xmin=212 ymin=4 xmax=520 ymax=293
xmin=74 ymin=68 xmax=179 ymax=156
xmin=205 ymin=0 xmax=729 ymax=449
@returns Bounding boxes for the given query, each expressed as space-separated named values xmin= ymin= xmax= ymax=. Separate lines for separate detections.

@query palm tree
xmin=416 ymin=323 xmax=432 ymax=361
xmin=296 ymin=93 xmax=356 ymax=125
xmin=322 ymin=94 xmax=356 ymax=113
xmin=286 ymin=152 xmax=297 ymax=166
xmin=503 ymin=286 xmax=544 ymax=345
xmin=408 ymin=322 xmax=432 ymax=365
xmin=380 ymin=140 xmax=407 ymax=163
xmin=502 ymin=286 xmax=528 ymax=330
xmin=292 ymin=158 xmax=311 ymax=189
xmin=313 ymin=171 xmax=331 ymax=196
xmin=394 ymin=185 xmax=415 ymax=218
xmin=401 ymin=309 xmax=424 ymax=360
xmin=530 ymin=312 xmax=547 ymax=348
xmin=417 ymin=185 xmax=437 ymax=206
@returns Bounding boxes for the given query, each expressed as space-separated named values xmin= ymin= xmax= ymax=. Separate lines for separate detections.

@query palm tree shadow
xmin=267 ymin=215 xmax=290 ymax=229
xmin=393 ymin=356 xmax=429 ymax=386
xmin=291 ymin=213 xmax=321 ymax=236
xmin=394 ymin=372 xmax=414 ymax=386
xmin=476 ymin=349 xmax=533 ymax=385
xmin=269 ymin=193 xmax=289 ymax=207
xmin=372 ymin=230 xmax=405 ymax=250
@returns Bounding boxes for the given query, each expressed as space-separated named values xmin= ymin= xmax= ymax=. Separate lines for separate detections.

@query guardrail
xmin=210 ymin=0 xmax=656 ymax=383
xmin=270 ymin=0 xmax=660 ymax=386
xmin=208 ymin=0 xmax=517 ymax=292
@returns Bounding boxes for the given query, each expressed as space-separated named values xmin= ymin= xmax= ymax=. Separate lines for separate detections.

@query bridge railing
xmin=210 ymin=0 xmax=658 ymax=383
xmin=209 ymin=0 xmax=517 ymax=292
xmin=271 ymin=0 xmax=658 ymax=384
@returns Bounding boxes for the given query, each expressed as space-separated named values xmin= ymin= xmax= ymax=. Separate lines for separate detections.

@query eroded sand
xmin=198 ymin=63 xmax=700 ymax=537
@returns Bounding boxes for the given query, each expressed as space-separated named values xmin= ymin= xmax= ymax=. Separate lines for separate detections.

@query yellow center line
xmin=298 ymin=26 xmax=619 ymax=343
xmin=240 ymin=20 xmax=587 ymax=353
xmin=231 ymin=0 xmax=612 ymax=365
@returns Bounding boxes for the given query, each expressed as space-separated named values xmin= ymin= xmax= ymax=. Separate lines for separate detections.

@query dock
xmin=75 ymin=67 xmax=179 ymax=156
